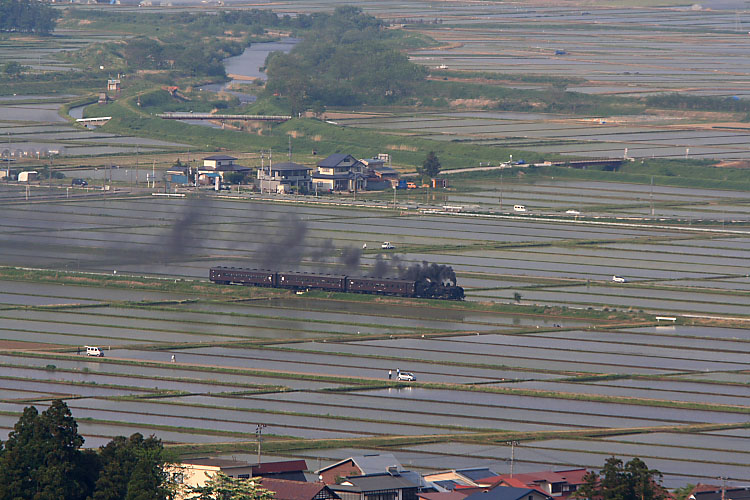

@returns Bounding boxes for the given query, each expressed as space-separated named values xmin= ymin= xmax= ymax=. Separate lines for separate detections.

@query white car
xmin=381 ymin=242 xmax=395 ymax=249
xmin=566 ymin=209 xmax=581 ymax=215
xmin=612 ymin=275 xmax=627 ymax=283
xmin=397 ymin=372 xmax=416 ymax=381
xmin=85 ymin=346 xmax=104 ymax=357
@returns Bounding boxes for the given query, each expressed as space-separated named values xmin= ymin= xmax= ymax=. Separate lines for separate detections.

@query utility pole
xmin=507 ymin=441 xmax=519 ymax=477
xmin=135 ymin=146 xmax=139 ymax=187
xmin=256 ymin=423 xmax=267 ymax=465
xmin=269 ymin=149 xmax=273 ymax=195
xmin=260 ymin=149 xmax=266 ymax=194
xmin=6 ymin=132 xmax=10 ymax=182
xmin=650 ymin=175 xmax=654 ymax=217
xmin=499 ymin=172 xmax=503 ymax=210
xmin=720 ymin=476 xmax=726 ymax=500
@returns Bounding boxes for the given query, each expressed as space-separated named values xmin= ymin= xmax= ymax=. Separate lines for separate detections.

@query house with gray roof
xmin=330 ymin=473 xmax=420 ymax=500
xmin=312 ymin=153 xmax=366 ymax=192
xmin=463 ymin=486 xmax=552 ymax=500
xmin=257 ymin=161 xmax=312 ymax=194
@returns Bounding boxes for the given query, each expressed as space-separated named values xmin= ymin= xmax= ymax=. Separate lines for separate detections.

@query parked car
xmin=71 ymin=178 xmax=88 ymax=187
xmin=85 ymin=346 xmax=103 ymax=357
xmin=565 ymin=209 xmax=580 ymax=215
xmin=381 ymin=242 xmax=395 ymax=249
xmin=397 ymin=372 xmax=416 ymax=381
xmin=612 ymin=275 xmax=627 ymax=283
xmin=513 ymin=205 xmax=527 ymax=212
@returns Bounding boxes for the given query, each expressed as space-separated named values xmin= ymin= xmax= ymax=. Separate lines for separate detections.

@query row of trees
xmin=71 ymin=35 xmax=242 ymax=77
xmin=577 ymin=457 xmax=668 ymax=500
xmin=0 ymin=400 xmax=277 ymax=500
xmin=0 ymin=400 xmax=172 ymax=500
xmin=0 ymin=0 xmax=57 ymax=34
xmin=264 ymin=6 xmax=428 ymax=114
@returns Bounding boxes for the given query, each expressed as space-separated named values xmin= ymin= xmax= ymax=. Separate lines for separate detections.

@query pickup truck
xmin=381 ymin=242 xmax=395 ymax=250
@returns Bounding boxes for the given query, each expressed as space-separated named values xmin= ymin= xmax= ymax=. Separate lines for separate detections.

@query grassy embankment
xmin=0 ymin=265 xmax=653 ymax=326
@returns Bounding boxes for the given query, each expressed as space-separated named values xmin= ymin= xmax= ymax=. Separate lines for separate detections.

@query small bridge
xmin=157 ymin=112 xmax=292 ymax=122
xmin=76 ymin=116 xmax=112 ymax=126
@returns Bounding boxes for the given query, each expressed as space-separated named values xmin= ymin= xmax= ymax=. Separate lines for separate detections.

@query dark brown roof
xmin=253 ymin=460 xmax=307 ymax=475
xmin=259 ymin=478 xmax=339 ymax=500
xmin=181 ymin=457 xmax=251 ymax=469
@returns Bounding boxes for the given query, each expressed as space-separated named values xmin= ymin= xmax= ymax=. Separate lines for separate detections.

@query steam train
xmin=209 ymin=267 xmax=464 ymax=300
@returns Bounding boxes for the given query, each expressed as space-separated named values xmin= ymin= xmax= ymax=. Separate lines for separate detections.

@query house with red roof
xmin=488 ymin=469 xmax=589 ymax=499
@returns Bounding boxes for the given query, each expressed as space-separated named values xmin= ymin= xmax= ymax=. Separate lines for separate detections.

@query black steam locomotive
xmin=209 ymin=267 xmax=464 ymax=300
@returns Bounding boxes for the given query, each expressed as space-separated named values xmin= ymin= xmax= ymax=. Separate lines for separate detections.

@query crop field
xmin=402 ymin=4 xmax=750 ymax=98
xmin=303 ymin=1 xmax=750 ymax=160
xmin=338 ymin=112 xmax=750 ymax=160
xmin=0 ymin=180 xmax=748 ymax=487
xmin=2 ymin=0 xmax=750 ymax=489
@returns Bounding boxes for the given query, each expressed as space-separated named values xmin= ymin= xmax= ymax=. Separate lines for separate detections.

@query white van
xmin=513 ymin=205 xmax=527 ymax=212
xmin=86 ymin=346 xmax=104 ymax=357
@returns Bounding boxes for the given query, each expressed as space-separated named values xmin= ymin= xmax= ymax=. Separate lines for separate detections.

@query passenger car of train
xmin=209 ymin=267 xmax=462 ymax=300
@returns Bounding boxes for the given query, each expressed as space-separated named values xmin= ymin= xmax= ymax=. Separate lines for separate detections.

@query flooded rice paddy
xmin=0 ymin=185 xmax=748 ymax=486
xmin=1 ymin=0 xmax=750 ymax=488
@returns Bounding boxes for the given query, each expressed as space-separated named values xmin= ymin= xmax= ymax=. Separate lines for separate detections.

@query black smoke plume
xmin=400 ymin=261 xmax=457 ymax=285
xmin=255 ymin=213 xmax=308 ymax=270
xmin=340 ymin=246 xmax=363 ymax=272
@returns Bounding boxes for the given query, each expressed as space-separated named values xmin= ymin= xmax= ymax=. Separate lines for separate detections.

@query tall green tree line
xmin=0 ymin=0 xmax=57 ymax=34
xmin=0 ymin=400 xmax=174 ymax=500
xmin=265 ymin=6 xmax=428 ymax=114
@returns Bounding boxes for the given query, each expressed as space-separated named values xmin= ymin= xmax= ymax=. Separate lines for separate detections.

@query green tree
xmin=2 ymin=61 xmax=24 ymax=78
xmin=187 ymin=472 xmax=274 ymax=500
xmin=223 ymin=171 xmax=246 ymax=184
xmin=576 ymin=457 xmax=667 ymax=500
xmin=0 ymin=400 xmax=97 ymax=500
xmin=93 ymin=433 xmax=171 ymax=500
xmin=0 ymin=0 xmax=58 ymax=34
xmin=417 ymin=151 xmax=441 ymax=179
xmin=625 ymin=458 xmax=666 ymax=500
